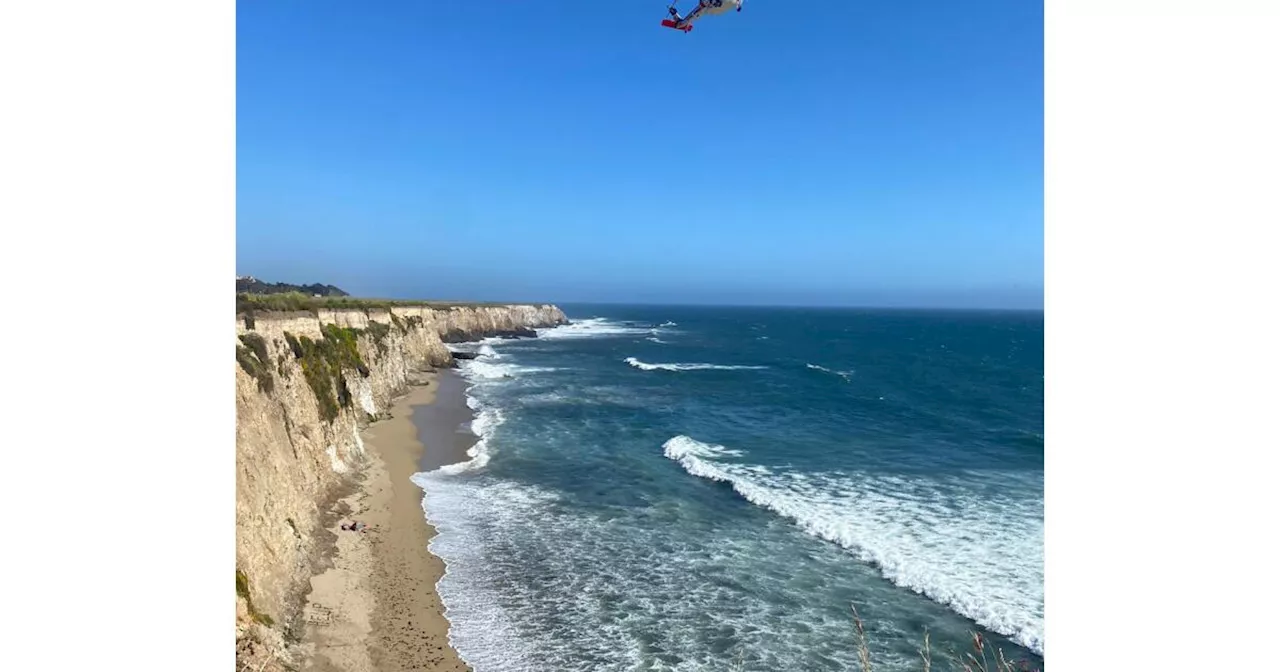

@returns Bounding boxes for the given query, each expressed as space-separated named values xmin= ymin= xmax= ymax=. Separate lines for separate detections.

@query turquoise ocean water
xmin=412 ymin=305 xmax=1044 ymax=671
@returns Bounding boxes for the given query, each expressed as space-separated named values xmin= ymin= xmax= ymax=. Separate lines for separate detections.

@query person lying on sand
xmin=339 ymin=521 xmax=369 ymax=532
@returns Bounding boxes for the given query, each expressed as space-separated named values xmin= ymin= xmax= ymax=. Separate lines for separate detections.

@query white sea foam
xmin=413 ymin=469 xmax=904 ymax=671
xmin=805 ymin=363 xmax=852 ymax=381
xmin=429 ymin=350 xmax=554 ymax=475
xmin=410 ymin=476 xmax=560 ymax=669
xmin=536 ymin=317 xmax=651 ymax=340
xmin=461 ymin=360 xmax=558 ymax=381
xmin=662 ymin=435 xmax=1045 ymax=655
xmin=645 ymin=337 xmax=667 ymax=344
xmin=624 ymin=357 xmax=766 ymax=372
xmin=432 ymin=406 xmax=505 ymax=475
xmin=407 ymin=315 xmax=1043 ymax=670
xmin=428 ymin=371 xmax=505 ymax=476
xmin=663 ymin=435 xmax=747 ymax=459
xmin=411 ymin=384 xmax=1031 ymax=669
xmin=659 ymin=321 xmax=677 ymax=327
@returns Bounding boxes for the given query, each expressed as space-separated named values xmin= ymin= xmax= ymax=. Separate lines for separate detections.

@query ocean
xmin=411 ymin=304 xmax=1044 ymax=671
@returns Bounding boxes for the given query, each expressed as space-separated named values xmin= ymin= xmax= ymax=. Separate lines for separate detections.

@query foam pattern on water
xmin=412 ymin=307 xmax=1044 ymax=671
xmin=664 ymin=435 xmax=1044 ymax=654
xmin=414 ymin=468 xmax=949 ymax=672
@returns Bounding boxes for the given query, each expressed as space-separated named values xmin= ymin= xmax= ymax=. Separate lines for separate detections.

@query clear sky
xmin=237 ymin=0 xmax=1043 ymax=309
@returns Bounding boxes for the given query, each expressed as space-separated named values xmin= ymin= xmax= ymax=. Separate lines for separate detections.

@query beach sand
xmin=301 ymin=371 xmax=472 ymax=672
xmin=410 ymin=371 xmax=478 ymax=474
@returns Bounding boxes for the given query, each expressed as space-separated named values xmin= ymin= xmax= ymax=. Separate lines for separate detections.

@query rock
xmin=440 ymin=328 xmax=471 ymax=344
xmin=449 ymin=350 xmax=479 ymax=360
xmin=492 ymin=326 xmax=538 ymax=339
xmin=235 ymin=302 xmax=567 ymax=671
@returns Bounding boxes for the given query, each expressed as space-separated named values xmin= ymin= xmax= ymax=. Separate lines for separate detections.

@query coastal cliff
xmin=234 ymin=303 xmax=568 ymax=671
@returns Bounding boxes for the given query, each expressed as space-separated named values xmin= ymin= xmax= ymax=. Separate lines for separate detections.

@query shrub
xmin=296 ymin=336 xmax=340 ymax=423
xmin=292 ymin=325 xmax=371 ymax=423
xmin=235 ymin=570 xmax=275 ymax=627
xmin=236 ymin=335 xmax=274 ymax=394
xmin=366 ymin=320 xmax=392 ymax=357
xmin=284 ymin=332 xmax=304 ymax=360
xmin=240 ymin=333 xmax=270 ymax=365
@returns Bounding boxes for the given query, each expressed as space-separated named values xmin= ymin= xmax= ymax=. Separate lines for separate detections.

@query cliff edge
xmin=234 ymin=302 xmax=567 ymax=671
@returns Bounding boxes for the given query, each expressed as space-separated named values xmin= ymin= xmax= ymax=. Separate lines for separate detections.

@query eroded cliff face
xmin=234 ymin=304 xmax=567 ymax=670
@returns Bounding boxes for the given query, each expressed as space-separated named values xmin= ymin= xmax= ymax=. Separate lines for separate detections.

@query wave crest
xmin=661 ymin=435 xmax=1045 ymax=655
xmin=624 ymin=357 xmax=766 ymax=372
xmin=537 ymin=317 xmax=651 ymax=340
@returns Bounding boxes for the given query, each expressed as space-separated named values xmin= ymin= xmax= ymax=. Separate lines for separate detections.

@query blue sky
xmin=237 ymin=0 xmax=1043 ymax=309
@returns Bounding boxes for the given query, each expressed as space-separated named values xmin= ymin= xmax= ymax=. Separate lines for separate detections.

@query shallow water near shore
xmin=413 ymin=305 xmax=1044 ymax=671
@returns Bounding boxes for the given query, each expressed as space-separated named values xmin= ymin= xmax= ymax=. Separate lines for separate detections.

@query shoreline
xmin=300 ymin=370 xmax=472 ymax=672
xmin=410 ymin=371 xmax=479 ymax=474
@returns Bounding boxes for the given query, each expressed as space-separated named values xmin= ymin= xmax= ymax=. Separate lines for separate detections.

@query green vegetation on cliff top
xmin=237 ymin=291 xmax=516 ymax=315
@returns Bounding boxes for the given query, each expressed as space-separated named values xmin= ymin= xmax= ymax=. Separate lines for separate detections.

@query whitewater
xmin=413 ymin=306 xmax=1045 ymax=671
xmin=662 ymin=435 xmax=1043 ymax=654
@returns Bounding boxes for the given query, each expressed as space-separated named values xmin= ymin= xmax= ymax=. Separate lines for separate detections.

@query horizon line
xmin=546 ymin=300 xmax=1044 ymax=312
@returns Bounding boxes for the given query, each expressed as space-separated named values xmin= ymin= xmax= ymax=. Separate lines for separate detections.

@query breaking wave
xmin=461 ymin=360 xmax=558 ymax=381
xmin=432 ymin=404 xmax=503 ymax=475
xmin=624 ymin=357 xmax=767 ymax=372
xmin=662 ymin=435 xmax=1045 ymax=655
xmin=537 ymin=317 xmax=651 ymax=340
xmin=426 ymin=349 xmax=556 ymax=475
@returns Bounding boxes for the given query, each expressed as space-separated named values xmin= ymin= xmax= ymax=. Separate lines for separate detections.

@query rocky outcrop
xmin=234 ymin=303 xmax=567 ymax=671
xmin=492 ymin=326 xmax=538 ymax=339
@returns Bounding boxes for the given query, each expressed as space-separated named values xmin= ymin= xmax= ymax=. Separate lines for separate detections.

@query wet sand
xmin=301 ymin=371 xmax=473 ymax=672
xmin=412 ymin=370 xmax=478 ymax=473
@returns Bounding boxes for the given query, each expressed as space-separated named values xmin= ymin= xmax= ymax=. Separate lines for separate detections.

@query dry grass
xmin=725 ymin=604 xmax=1041 ymax=672
xmin=722 ymin=607 xmax=1040 ymax=672
xmin=943 ymin=631 xmax=1034 ymax=672
xmin=846 ymin=603 xmax=1041 ymax=672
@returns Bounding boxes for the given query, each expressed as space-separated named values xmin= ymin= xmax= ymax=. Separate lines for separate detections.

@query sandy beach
xmin=301 ymin=371 xmax=472 ymax=672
